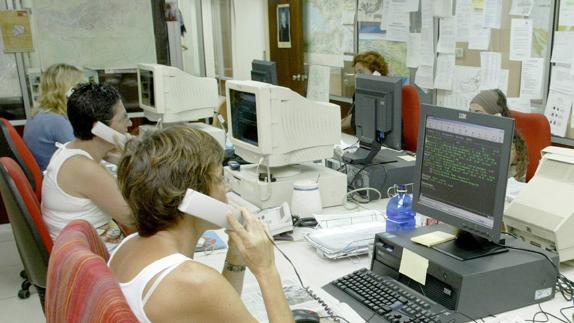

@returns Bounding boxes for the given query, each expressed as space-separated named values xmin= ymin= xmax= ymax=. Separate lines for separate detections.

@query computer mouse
xmin=291 ymin=309 xmax=321 ymax=323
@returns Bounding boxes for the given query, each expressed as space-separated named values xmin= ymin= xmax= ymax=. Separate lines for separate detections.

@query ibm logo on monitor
xmin=458 ymin=113 xmax=467 ymax=119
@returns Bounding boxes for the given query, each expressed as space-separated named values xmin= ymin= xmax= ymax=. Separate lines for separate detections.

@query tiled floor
xmin=0 ymin=224 xmax=45 ymax=322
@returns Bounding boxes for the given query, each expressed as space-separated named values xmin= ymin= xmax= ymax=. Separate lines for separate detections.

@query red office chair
xmin=46 ymin=220 xmax=138 ymax=323
xmin=509 ymin=111 xmax=552 ymax=182
xmin=0 ymin=157 xmax=52 ymax=310
xmin=402 ymin=84 xmax=420 ymax=153
xmin=0 ymin=118 xmax=43 ymax=200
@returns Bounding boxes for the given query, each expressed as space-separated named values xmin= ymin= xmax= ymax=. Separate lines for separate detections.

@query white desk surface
xmin=194 ymin=199 xmax=574 ymax=322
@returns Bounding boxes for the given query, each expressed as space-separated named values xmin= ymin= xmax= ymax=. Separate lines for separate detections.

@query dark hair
xmin=67 ymin=83 xmax=121 ymax=140
xmin=353 ymin=51 xmax=389 ymax=76
xmin=118 ymin=126 xmax=224 ymax=237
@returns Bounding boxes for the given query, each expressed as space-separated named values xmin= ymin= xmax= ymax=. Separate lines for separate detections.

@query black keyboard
xmin=323 ymin=269 xmax=459 ymax=323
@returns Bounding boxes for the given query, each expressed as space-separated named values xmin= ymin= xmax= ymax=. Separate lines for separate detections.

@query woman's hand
xmin=226 ymin=209 xmax=275 ymax=277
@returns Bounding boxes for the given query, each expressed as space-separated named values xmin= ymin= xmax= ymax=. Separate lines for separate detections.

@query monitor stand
xmin=344 ymin=141 xmax=395 ymax=165
xmin=432 ymin=230 xmax=508 ymax=261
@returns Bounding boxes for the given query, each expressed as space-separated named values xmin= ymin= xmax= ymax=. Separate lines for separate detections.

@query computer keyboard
xmin=323 ymin=268 xmax=459 ymax=323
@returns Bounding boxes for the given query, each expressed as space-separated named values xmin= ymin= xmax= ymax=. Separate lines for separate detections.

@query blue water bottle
xmin=386 ymin=184 xmax=416 ymax=233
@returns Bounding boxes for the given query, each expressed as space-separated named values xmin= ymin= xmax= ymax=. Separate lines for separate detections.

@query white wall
xmin=230 ymin=0 xmax=268 ymax=80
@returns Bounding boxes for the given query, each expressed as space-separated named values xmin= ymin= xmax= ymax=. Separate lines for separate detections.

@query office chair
xmin=0 ymin=118 xmax=43 ymax=200
xmin=0 ymin=157 xmax=51 ymax=311
xmin=401 ymin=84 xmax=420 ymax=153
xmin=510 ymin=111 xmax=552 ymax=182
xmin=45 ymin=220 xmax=138 ymax=323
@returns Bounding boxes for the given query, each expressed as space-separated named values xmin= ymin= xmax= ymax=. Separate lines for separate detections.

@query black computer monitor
xmin=346 ymin=74 xmax=402 ymax=164
xmin=251 ymin=60 xmax=278 ymax=85
xmin=412 ymin=104 xmax=514 ymax=260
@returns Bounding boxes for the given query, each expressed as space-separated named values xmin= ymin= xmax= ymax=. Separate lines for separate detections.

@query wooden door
xmin=268 ymin=0 xmax=305 ymax=95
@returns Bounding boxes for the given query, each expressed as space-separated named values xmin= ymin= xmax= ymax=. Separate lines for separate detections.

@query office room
xmin=1 ymin=0 xmax=574 ymax=322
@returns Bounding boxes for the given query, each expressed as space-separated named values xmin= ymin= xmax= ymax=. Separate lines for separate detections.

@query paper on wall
xmin=342 ymin=0 xmax=357 ymax=24
xmin=507 ymin=97 xmax=532 ymax=113
xmin=386 ymin=6 xmax=410 ymax=42
xmin=434 ymin=54 xmax=455 ymax=90
xmin=483 ymin=0 xmax=502 ymax=29
xmin=509 ymin=18 xmax=533 ymax=61
xmin=550 ymin=31 xmax=574 ymax=64
xmin=559 ymin=0 xmax=574 ymax=27
xmin=433 ymin=0 xmax=453 ymax=17
xmin=498 ymin=69 xmax=509 ymax=95
xmin=509 ymin=0 xmax=534 ymax=16
xmin=407 ymin=33 xmax=422 ymax=68
xmin=550 ymin=65 xmax=574 ymax=95
xmin=358 ymin=0 xmax=384 ymax=22
xmin=436 ymin=65 xmax=481 ymax=110
xmin=473 ymin=0 xmax=485 ymax=9
xmin=479 ymin=52 xmax=501 ymax=90
xmin=306 ymin=65 xmax=331 ymax=103
xmin=437 ymin=17 xmax=456 ymax=53
xmin=421 ymin=0 xmax=435 ymax=66
xmin=406 ymin=0 xmax=420 ymax=12
xmin=544 ymin=90 xmax=573 ymax=137
xmin=456 ymin=0 xmax=473 ymax=42
xmin=380 ymin=0 xmax=392 ymax=29
xmin=468 ymin=9 xmax=491 ymax=50
xmin=519 ymin=58 xmax=544 ymax=99
xmin=415 ymin=65 xmax=435 ymax=89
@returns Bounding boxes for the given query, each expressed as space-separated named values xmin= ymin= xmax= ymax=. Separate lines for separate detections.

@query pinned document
xmin=509 ymin=19 xmax=533 ymax=61
xmin=399 ymin=248 xmax=429 ymax=285
xmin=509 ymin=0 xmax=534 ymax=16
xmin=411 ymin=231 xmax=456 ymax=247
xmin=306 ymin=65 xmax=330 ymax=103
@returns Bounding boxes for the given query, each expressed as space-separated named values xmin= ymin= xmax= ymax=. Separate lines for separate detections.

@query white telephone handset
xmin=91 ymin=121 xmax=128 ymax=148
xmin=372 ymin=71 xmax=382 ymax=76
xmin=178 ymin=188 xmax=242 ymax=229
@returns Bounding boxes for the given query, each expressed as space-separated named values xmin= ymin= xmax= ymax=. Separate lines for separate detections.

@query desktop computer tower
xmin=371 ymin=224 xmax=558 ymax=319
xmin=339 ymin=148 xmax=416 ymax=201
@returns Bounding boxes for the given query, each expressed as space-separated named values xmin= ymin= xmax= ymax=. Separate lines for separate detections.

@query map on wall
xmin=358 ymin=39 xmax=409 ymax=77
xmin=304 ymin=0 xmax=354 ymax=67
xmin=32 ymin=0 xmax=157 ymax=69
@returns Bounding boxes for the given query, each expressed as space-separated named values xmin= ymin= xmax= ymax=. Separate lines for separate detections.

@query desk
xmin=195 ymin=200 xmax=574 ymax=322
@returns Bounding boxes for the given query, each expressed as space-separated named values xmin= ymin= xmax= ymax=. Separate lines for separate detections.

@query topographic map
xmin=32 ymin=0 xmax=156 ymax=69
xmin=304 ymin=0 xmax=354 ymax=66
xmin=359 ymin=39 xmax=409 ymax=77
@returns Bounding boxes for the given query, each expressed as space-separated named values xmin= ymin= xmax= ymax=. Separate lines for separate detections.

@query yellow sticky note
xmin=399 ymin=248 xmax=429 ymax=285
xmin=473 ymin=0 xmax=484 ymax=9
xmin=411 ymin=231 xmax=456 ymax=247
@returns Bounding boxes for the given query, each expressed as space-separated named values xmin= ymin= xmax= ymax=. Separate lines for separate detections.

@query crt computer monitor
xmin=412 ymin=104 xmax=514 ymax=260
xmin=347 ymin=74 xmax=402 ymax=165
xmin=226 ymin=80 xmax=340 ymax=168
xmin=251 ymin=60 xmax=278 ymax=85
xmin=137 ymin=63 xmax=219 ymax=123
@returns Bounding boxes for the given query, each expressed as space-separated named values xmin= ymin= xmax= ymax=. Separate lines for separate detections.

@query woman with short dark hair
xmin=42 ymin=83 xmax=136 ymax=250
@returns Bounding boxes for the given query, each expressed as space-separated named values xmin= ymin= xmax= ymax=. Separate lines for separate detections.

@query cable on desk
xmin=265 ymin=231 xmax=350 ymax=323
xmin=559 ymin=304 xmax=574 ymax=323
xmin=527 ymin=303 xmax=571 ymax=323
xmin=343 ymin=187 xmax=382 ymax=210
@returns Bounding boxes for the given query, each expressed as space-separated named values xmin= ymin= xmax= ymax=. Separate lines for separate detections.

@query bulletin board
xmin=435 ymin=0 xmax=555 ymax=113
xmin=550 ymin=0 xmax=574 ymax=143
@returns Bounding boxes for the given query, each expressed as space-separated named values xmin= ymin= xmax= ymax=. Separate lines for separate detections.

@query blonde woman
xmin=23 ymin=64 xmax=84 ymax=170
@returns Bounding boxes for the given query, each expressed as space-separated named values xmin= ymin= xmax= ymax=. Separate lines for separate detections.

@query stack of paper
xmin=305 ymin=222 xmax=386 ymax=259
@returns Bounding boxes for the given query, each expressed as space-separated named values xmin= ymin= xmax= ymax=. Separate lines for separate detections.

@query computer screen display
xmin=354 ymin=75 xmax=402 ymax=151
xmin=413 ymin=105 xmax=514 ymax=243
xmin=229 ymin=89 xmax=258 ymax=147
xmin=139 ymin=69 xmax=154 ymax=108
xmin=251 ymin=60 xmax=278 ymax=85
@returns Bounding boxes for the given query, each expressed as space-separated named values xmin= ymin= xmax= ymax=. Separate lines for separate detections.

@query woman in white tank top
xmin=108 ymin=126 xmax=293 ymax=322
xmin=41 ymin=83 xmax=136 ymax=250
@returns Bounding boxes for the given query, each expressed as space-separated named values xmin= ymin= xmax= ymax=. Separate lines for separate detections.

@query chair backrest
xmin=509 ymin=111 xmax=552 ymax=182
xmin=0 ymin=118 xmax=43 ymax=200
xmin=46 ymin=220 xmax=138 ymax=323
xmin=0 ymin=157 xmax=51 ymax=289
xmin=401 ymin=84 xmax=420 ymax=153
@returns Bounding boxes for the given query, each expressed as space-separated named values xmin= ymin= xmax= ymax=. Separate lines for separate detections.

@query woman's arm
xmin=58 ymin=157 xmax=136 ymax=232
